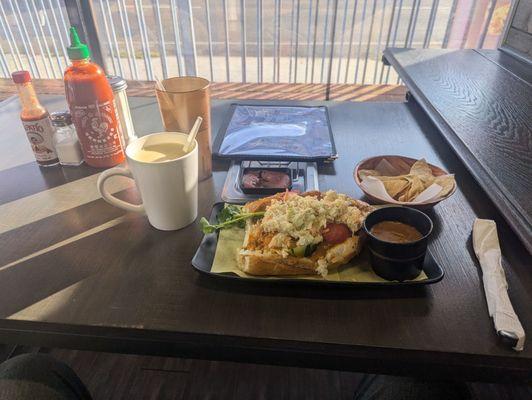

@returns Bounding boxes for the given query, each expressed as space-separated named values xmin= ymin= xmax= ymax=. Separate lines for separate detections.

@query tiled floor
xmin=2 ymin=345 xmax=530 ymax=400
xmin=12 ymin=346 xmax=363 ymax=400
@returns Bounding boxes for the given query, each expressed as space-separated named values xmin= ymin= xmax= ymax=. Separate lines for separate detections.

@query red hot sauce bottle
xmin=64 ymin=27 xmax=125 ymax=168
xmin=12 ymin=71 xmax=59 ymax=167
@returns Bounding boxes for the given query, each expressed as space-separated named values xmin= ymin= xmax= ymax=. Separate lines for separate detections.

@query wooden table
xmin=0 ymin=85 xmax=530 ymax=383
xmin=383 ymin=48 xmax=532 ymax=253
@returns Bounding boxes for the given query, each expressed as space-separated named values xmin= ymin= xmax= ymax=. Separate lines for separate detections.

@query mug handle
xmin=97 ymin=167 xmax=145 ymax=213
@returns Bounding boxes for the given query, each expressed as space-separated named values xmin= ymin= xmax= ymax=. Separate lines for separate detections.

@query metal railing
xmin=0 ymin=0 xmax=71 ymax=79
xmin=0 ymin=0 xmax=513 ymax=84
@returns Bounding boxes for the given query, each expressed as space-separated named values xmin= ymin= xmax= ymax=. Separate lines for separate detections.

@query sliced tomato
xmin=322 ymin=223 xmax=351 ymax=244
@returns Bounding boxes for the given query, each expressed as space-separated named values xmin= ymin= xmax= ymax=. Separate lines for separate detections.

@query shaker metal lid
xmin=50 ymin=111 xmax=72 ymax=126
xmin=107 ymin=75 xmax=128 ymax=92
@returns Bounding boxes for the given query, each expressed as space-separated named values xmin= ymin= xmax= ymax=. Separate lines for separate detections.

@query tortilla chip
xmin=410 ymin=158 xmax=436 ymax=186
xmin=358 ymin=169 xmax=381 ymax=180
xmin=398 ymin=176 xmax=425 ymax=202
xmin=410 ymin=158 xmax=432 ymax=176
xmin=377 ymin=176 xmax=410 ymax=198
xmin=434 ymin=174 xmax=456 ymax=197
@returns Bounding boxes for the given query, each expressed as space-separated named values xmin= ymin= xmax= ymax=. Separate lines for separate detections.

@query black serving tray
xmin=213 ymin=104 xmax=337 ymax=162
xmin=191 ymin=203 xmax=444 ymax=288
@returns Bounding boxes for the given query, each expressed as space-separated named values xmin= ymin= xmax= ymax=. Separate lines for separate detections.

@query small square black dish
xmin=239 ymin=167 xmax=292 ymax=195
xmin=221 ymin=161 xmax=319 ymax=204
xmin=191 ymin=203 xmax=445 ymax=288
xmin=213 ymin=104 xmax=337 ymax=162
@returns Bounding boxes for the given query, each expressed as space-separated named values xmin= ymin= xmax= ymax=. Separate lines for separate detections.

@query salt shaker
xmin=108 ymin=75 xmax=137 ymax=147
xmin=51 ymin=111 xmax=84 ymax=166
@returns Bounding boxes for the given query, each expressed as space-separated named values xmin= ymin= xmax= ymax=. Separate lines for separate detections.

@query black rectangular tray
xmin=212 ymin=104 xmax=338 ymax=162
xmin=191 ymin=203 xmax=444 ymax=288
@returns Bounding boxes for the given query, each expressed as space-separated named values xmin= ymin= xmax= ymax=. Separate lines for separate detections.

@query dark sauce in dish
xmin=241 ymin=169 xmax=291 ymax=189
xmin=370 ymin=221 xmax=423 ymax=243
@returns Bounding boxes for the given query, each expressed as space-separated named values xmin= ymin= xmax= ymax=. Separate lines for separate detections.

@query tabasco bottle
xmin=64 ymin=27 xmax=125 ymax=168
xmin=12 ymin=71 xmax=59 ymax=167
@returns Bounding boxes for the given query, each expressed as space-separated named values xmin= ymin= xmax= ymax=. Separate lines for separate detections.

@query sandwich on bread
xmin=237 ymin=190 xmax=374 ymax=277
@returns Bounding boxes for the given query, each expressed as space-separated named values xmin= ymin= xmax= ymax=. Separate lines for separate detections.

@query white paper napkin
xmin=472 ymin=218 xmax=525 ymax=351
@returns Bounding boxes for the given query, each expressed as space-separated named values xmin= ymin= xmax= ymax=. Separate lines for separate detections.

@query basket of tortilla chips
xmin=354 ymin=155 xmax=456 ymax=209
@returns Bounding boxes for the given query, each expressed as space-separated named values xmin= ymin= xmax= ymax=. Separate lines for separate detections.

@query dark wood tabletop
xmin=0 ymin=93 xmax=531 ymax=383
xmin=383 ymin=48 xmax=532 ymax=253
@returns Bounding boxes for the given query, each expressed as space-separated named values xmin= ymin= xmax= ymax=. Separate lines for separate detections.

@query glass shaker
xmin=108 ymin=75 xmax=137 ymax=147
xmin=51 ymin=111 xmax=84 ymax=166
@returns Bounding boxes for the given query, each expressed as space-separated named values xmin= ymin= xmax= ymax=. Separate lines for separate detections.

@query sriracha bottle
xmin=64 ymin=27 xmax=125 ymax=168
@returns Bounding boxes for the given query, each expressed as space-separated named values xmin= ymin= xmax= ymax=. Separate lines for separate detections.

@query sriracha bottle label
xmin=71 ymin=100 xmax=124 ymax=162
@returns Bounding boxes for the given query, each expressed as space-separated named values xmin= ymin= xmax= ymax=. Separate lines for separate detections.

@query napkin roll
xmin=473 ymin=219 xmax=525 ymax=351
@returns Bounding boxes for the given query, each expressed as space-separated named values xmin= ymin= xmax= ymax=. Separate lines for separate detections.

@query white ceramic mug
xmin=97 ymin=132 xmax=198 ymax=231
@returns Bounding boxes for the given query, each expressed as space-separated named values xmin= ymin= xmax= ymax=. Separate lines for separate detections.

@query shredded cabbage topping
xmin=260 ymin=190 xmax=372 ymax=247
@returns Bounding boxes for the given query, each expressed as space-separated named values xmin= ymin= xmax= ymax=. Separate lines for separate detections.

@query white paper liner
xmin=360 ymin=176 xmax=445 ymax=205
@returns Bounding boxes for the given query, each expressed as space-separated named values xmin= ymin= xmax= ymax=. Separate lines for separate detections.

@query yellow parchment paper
xmin=211 ymin=227 xmax=428 ymax=282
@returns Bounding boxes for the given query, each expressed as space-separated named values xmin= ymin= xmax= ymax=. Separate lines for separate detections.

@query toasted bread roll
xmin=237 ymin=236 xmax=363 ymax=276
xmin=237 ymin=251 xmax=317 ymax=275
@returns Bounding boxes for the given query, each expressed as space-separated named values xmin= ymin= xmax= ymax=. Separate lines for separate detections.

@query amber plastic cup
xmin=156 ymin=77 xmax=212 ymax=181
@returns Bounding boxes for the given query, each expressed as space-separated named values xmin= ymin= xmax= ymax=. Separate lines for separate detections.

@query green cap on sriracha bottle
xmin=67 ymin=26 xmax=90 ymax=60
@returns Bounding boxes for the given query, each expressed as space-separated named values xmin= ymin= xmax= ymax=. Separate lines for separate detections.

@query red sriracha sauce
xmin=64 ymin=27 xmax=125 ymax=168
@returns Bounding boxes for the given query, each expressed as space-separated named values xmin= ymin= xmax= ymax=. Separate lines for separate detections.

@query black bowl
xmin=363 ymin=207 xmax=433 ymax=281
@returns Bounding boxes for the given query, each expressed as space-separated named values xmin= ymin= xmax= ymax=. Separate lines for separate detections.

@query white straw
xmin=184 ymin=116 xmax=203 ymax=153
xmin=154 ymin=75 xmax=165 ymax=91
xmin=155 ymin=75 xmax=177 ymax=111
